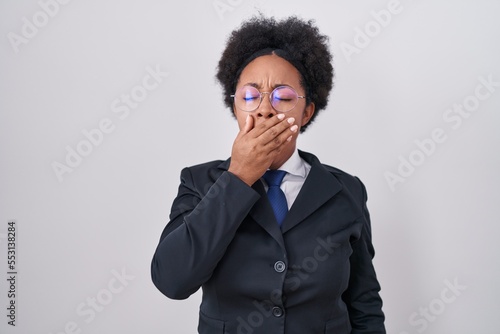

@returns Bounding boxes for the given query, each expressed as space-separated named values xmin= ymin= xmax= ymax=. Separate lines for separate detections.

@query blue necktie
xmin=263 ymin=170 xmax=288 ymax=226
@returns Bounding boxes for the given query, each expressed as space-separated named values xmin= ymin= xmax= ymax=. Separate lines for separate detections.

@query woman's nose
xmin=256 ymin=95 xmax=276 ymax=118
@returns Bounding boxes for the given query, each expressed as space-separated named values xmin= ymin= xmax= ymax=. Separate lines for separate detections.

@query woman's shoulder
xmin=299 ymin=150 xmax=366 ymax=194
xmin=178 ymin=159 xmax=230 ymax=183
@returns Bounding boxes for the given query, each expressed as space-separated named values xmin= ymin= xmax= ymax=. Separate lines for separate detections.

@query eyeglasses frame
xmin=230 ymin=85 xmax=306 ymax=113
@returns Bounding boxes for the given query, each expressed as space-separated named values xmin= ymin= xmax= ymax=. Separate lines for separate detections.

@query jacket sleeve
xmin=151 ymin=167 xmax=260 ymax=300
xmin=343 ymin=178 xmax=386 ymax=333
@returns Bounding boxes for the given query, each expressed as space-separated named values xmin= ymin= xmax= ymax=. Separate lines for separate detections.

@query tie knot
xmin=263 ymin=170 xmax=287 ymax=187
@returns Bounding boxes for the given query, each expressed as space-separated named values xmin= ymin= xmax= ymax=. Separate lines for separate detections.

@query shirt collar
xmin=277 ymin=149 xmax=309 ymax=178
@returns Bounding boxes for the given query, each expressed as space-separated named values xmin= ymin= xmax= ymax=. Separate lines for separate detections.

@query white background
xmin=1 ymin=0 xmax=499 ymax=333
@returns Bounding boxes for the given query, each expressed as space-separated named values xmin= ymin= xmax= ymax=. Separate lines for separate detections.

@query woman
xmin=151 ymin=16 xmax=385 ymax=334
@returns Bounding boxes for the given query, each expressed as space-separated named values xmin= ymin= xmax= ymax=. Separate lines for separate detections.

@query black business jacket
xmin=151 ymin=150 xmax=385 ymax=333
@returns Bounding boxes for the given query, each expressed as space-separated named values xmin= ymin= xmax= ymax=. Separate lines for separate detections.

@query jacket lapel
xmin=280 ymin=151 xmax=343 ymax=234
xmin=247 ymin=180 xmax=286 ymax=249
xmin=217 ymin=159 xmax=285 ymax=249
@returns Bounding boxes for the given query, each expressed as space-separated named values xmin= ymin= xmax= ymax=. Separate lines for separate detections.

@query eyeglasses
xmin=230 ymin=85 xmax=306 ymax=113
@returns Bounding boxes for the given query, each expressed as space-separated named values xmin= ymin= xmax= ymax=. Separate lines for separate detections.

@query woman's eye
xmin=273 ymin=95 xmax=294 ymax=101
xmin=243 ymin=96 xmax=259 ymax=101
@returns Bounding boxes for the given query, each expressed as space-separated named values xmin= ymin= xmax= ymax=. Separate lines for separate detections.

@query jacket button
xmin=274 ymin=261 xmax=286 ymax=273
xmin=272 ymin=307 xmax=283 ymax=317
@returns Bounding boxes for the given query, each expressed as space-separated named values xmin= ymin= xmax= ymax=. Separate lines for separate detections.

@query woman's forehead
xmin=237 ymin=55 xmax=302 ymax=88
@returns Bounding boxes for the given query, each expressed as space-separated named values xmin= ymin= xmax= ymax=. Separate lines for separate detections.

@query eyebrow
xmin=243 ymin=82 xmax=292 ymax=90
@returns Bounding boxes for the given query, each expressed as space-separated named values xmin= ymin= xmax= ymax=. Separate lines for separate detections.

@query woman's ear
xmin=301 ymin=102 xmax=315 ymax=126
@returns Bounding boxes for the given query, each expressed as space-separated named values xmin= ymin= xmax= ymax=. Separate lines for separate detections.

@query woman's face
xmin=233 ymin=54 xmax=315 ymax=155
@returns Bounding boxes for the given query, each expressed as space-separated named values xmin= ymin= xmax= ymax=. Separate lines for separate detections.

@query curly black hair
xmin=216 ymin=15 xmax=334 ymax=132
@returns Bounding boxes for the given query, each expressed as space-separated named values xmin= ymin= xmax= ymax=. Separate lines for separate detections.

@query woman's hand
xmin=228 ymin=114 xmax=298 ymax=186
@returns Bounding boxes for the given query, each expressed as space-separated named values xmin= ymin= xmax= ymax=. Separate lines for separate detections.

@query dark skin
xmin=228 ymin=55 xmax=315 ymax=186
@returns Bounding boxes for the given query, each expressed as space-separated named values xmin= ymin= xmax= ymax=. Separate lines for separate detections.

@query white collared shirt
xmin=262 ymin=149 xmax=311 ymax=209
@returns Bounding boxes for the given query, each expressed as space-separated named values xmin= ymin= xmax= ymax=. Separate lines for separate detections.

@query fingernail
xmin=290 ymin=125 xmax=299 ymax=132
xmin=287 ymin=136 xmax=292 ymax=142
xmin=277 ymin=114 xmax=285 ymax=120
xmin=287 ymin=117 xmax=295 ymax=124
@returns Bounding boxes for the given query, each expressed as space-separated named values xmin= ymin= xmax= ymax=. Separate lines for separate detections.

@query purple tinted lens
xmin=271 ymin=87 xmax=298 ymax=111
xmin=237 ymin=86 xmax=260 ymax=111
